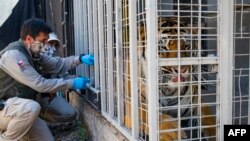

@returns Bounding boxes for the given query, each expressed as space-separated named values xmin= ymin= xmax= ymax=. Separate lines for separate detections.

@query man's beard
xmin=29 ymin=42 xmax=42 ymax=55
xmin=28 ymin=43 xmax=42 ymax=61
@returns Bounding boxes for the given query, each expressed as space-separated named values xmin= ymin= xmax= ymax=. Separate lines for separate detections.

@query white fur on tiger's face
xmin=159 ymin=65 xmax=191 ymax=90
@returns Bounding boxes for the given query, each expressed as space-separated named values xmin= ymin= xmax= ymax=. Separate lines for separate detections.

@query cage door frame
xmin=98 ymin=0 xmax=106 ymax=114
xmin=220 ymin=0 xmax=234 ymax=140
xmin=146 ymin=0 xmax=158 ymax=141
xmin=129 ymin=0 xmax=140 ymax=139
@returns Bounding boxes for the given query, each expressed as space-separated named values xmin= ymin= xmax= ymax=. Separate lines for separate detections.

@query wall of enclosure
xmin=73 ymin=0 xmax=250 ymax=141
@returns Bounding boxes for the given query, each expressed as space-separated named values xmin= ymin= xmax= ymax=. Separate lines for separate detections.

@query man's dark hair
xmin=20 ymin=18 xmax=52 ymax=40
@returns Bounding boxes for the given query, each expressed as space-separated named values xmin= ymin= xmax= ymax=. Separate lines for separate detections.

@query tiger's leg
xmin=159 ymin=113 xmax=187 ymax=141
xmin=124 ymin=94 xmax=187 ymax=140
xmin=124 ymin=103 xmax=132 ymax=129
xmin=123 ymin=58 xmax=132 ymax=129
xmin=191 ymin=85 xmax=216 ymax=140
xmin=123 ymin=82 xmax=133 ymax=130
xmin=202 ymin=64 xmax=217 ymax=140
xmin=139 ymin=106 xmax=187 ymax=141
xmin=201 ymin=106 xmax=216 ymax=141
xmin=192 ymin=88 xmax=216 ymax=140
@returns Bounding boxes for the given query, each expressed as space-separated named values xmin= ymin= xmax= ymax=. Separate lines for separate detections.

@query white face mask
xmin=50 ymin=45 xmax=56 ymax=52
xmin=41 ymin=44 xmax=56 ymax=57
xmin=29 ymin=41 xmax=43 ymax=55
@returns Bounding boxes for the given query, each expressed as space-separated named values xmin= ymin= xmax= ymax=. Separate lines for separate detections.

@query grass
xmin=75 ymin=121 xmax=89 ymax=140
xmin=54 ymin=120 xmax=90 ymax=141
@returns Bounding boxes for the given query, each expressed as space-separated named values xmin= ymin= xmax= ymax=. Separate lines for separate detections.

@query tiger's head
xmin=138 ymin=17 xmax=197 ymax=90
xmin=157 ymin=18 xmax=197 ymax=90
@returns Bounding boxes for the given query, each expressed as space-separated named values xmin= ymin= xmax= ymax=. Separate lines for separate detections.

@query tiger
xmin=124 ymin=17 xmax=216 ymax=141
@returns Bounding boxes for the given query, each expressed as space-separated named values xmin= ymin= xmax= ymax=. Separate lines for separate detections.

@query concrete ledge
xmin=69 ymin=91 xmax=128 ymax=141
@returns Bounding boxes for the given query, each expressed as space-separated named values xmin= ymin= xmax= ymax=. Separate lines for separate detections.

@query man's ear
xmin=24 ymin=35 xmax=33 ymax=47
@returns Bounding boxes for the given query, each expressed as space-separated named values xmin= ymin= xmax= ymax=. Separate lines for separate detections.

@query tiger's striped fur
xmin=123 ymin=17 xmax=216 ymax=140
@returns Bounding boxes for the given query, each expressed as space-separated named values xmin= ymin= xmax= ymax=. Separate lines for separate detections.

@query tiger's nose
xmin=172 ymin=76 xmax=185 ymax=82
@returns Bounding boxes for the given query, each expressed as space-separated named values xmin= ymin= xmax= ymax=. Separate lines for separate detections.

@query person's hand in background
xmin=80 ymin=54 xmax=94 ymax=65
xmin=73 ymin=77 xmax=90 ymax=89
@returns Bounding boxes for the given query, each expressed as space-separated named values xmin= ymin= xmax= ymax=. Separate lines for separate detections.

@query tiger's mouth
xmin=159 ymin=66 xmax=190 ymax=89
xmin=164 ymin=77 xmax=188 ymax=90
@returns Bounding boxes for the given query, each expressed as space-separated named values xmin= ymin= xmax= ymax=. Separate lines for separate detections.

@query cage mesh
xmin=233 ymin=0 xmax=250 ymax=125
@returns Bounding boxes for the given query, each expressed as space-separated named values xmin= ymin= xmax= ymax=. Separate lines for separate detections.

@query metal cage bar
xmin=87 ymin=0 xmax=93 ymax=54
xmin=157 ymin=1 xmax=220 ymax=141
xmin=116 ymin=0 xmax=124 ymax=126
xmin=83 ymin=0 xmax=89 ymax=77
xmin=158 ymin=57 xmax=218 ymax=66
xmin=232 ymin=0 xmax=250 ymax=126
xmin=197 ymin=0 xmax=203 ymax=139
xmin=129 ymin=0 xmax=139 ymax=139
xmin=73 ymin=0 xmax=79 ymax=55
xmin=146 ymin=0 xmax=158 ymax=140
xmin=93 ymin=0 xmax=100 ymax=89
xmin=107 ymin=0 xmax=115 ymax=118
xmin=88 ymin=0 xmax=94 ymax=80
xmin=73 ymin=0 xmax=84 ymax=75
xmin=177 ymin=1 xmax=182 ymax=140
xmin=220 ymin=0 xmax=234 ymax=140
xmin=80 ymin=0 xmax=85 ymax=73
xmin=72 ymin=0 xmax=227 ymax=141
xmin=112 ymin=0 xmax=118 ymax=119
xmin=98 ymin=0 xmax=106 ymax=114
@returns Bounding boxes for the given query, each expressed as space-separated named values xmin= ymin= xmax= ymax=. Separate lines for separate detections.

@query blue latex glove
xmin=73 ymin=77 xmax=90 ymax=89
xmin=80 ymin=54 xmax=94 ymax=65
